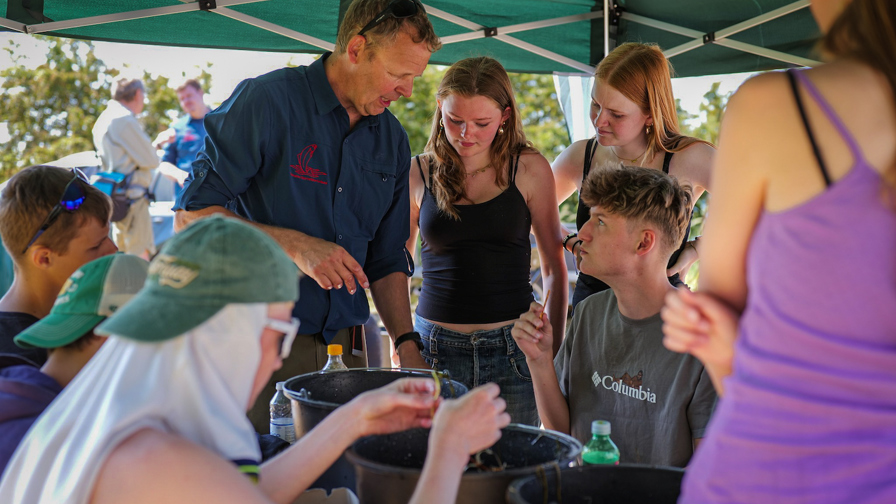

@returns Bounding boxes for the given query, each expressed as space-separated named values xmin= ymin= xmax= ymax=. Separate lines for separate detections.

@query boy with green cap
xmin=0 ymin=253 xmax=149 ymax=473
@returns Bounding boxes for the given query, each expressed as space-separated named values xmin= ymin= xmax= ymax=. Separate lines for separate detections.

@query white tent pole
xmin=603 ymin=0 xmax=609 ymax=57
xmin=715 ymin=39 xmax=819 ymax=67
xmin=425 ymin=4 xmax=594 ymax=73
xmin=439 ymin=11 xmax=602 ymax=45
xmin=212 ymin=7 xmax=335 ymax=51
xmin=23 ymin=0 xmax=265 ymax=34
xmin=716 ymin=0 xmax=810 ymax=39
xmin=0 ymin=16 xmax=24 ymax=32
xmin=621 ymin=0 xmax=819 ymax=66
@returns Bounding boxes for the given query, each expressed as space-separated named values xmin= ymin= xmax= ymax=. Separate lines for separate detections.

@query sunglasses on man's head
xmin=358 ymin=0 xmax=424 ymax=37
xmin=21 ymin=168 xmax=89 ymax=255
xmin=265 ymin=316 xmax=301 ymax=359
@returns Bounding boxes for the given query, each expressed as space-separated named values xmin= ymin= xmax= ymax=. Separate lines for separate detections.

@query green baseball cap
xmin=95 ymin=215 xmax=300 ymax=342
xmin=15 ymin=253 xmax=150 ymax=349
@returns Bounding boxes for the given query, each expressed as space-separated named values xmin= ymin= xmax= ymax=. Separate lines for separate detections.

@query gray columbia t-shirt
xmin=554 ymin=289 xmax=717 ymax=467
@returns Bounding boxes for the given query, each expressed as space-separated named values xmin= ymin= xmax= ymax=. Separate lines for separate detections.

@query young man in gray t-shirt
xmin=512 ymin=165 xmax=717 ymax=467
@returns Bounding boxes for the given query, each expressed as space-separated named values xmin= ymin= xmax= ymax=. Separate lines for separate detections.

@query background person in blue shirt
xmin=155 ymin=79 xmax=211 ymax=200
xmin=173 ymin=0 xmax=441 ymax=432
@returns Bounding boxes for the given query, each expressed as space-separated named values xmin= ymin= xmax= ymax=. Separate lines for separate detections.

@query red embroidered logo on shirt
xmin=290 ymin=144 xmax=327 ymax=184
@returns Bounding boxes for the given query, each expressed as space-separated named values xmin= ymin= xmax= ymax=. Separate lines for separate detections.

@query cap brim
xmin=15 ymin=313 xmax=105 ymax=349
xmin=95 ymin=288 xmax=226 ymax=342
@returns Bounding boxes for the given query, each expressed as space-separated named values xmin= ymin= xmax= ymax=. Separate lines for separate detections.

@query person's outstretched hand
xmin=349 ymin=378 xmax=438 ymax=437
xmin=661 ymin=289 xmax=739 ymax=391
xmin=511 ymin=301 xmax=553 ymax=364
xmin=429 ymin=383 xmax=510 ymax=463
xmin=293 ymin=234 xmax=369 ymax=295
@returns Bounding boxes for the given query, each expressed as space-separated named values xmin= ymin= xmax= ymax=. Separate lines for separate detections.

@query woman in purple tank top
xmin=662 ymin=0 xmax=896 ymax=502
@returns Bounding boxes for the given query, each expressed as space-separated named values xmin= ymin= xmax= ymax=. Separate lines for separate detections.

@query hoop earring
xmin=498 ymin=122 xmax=505 ymax=135
xmin=645 ymin=124 xmax=652 ymax=136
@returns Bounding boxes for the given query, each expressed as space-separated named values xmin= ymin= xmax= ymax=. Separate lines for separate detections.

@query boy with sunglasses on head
xmin=0 ymin=165 xmax=118 ymax=367
xmin=0 ymin=253 xmax=148 ymax=474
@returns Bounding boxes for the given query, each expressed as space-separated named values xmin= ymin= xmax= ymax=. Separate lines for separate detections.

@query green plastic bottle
xmin=582 ymin=420 xmax=620 ymax=465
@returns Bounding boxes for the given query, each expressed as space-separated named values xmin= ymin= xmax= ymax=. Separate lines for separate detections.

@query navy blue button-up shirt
xmin=175 ymin=54 xmax=413 ymax=342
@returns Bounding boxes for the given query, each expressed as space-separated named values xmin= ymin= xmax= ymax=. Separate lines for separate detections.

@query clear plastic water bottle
xmin=582 ymin=420 xmax=620 ymax=465
xmin=269 ymin=381 xmax=295 ymax=443
xmin=322 ymin=344 xmax=349 ymax=371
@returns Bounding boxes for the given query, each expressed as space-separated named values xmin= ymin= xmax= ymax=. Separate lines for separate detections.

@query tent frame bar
xmin=0 ymin=16 xmax=23 ymax=32
xmin=209 ymin=6 xmax=334 ymax=51
xmin=4 ymin=0 xmax=819 ymax=73
xmin=637 ymin=0 xmax=820 ymax=67
xmin=427 ymin=5 xmax=595 ymax=73
xmin=21 ymin=0 xmax=265 ymax=35
xmin=439 ymin=11 xmax=602 ymax=44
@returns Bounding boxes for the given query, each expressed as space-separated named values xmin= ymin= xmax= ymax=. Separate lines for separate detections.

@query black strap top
xmin=415 ymin=156 xmax=534 ymax=323
xmin=573 ymin=139 xmax=692 ymax=299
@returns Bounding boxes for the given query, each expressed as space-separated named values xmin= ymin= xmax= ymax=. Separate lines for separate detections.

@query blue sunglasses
xmin=21 ymin=168 xmax=89 ymax=254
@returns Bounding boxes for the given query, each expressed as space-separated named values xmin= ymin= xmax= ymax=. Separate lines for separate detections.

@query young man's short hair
xmin=335 ymin=0 xmax=441 ymax=54
xmin=112 ymin=78 xmax=144 ymax=102
xmin=175 ymin=79 xmax=203 ymax=94
xmin=0 ymin=166 xmax=112 ymax=261
xmin=581 ymin=164 xmax=693 ymax=253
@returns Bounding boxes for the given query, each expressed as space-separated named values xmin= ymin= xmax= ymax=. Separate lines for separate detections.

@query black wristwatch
xmin=394 ymin=331 xmax=424 ymax=352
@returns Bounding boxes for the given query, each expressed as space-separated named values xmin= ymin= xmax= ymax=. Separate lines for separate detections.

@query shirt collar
xmin=307 ymin=52 xmax=380 ymax=128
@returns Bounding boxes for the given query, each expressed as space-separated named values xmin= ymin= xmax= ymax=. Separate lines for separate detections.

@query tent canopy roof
xmin=1 ymin=0 xmax=821 ymax=76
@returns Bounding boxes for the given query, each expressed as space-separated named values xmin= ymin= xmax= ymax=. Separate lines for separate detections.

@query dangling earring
xmin=645 ymin=124 xmax=652 ymax=136
xmin=439 ymin=118 xmax=444 ymax=140
xmin=498 ymin=122 xmax=505 ymax=135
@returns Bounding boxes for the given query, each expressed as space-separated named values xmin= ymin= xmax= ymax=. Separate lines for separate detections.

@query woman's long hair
xmin=424 ymin=57 xmax=531 ymax=219
xmin=595 ymin=43 xmax=713 ymax=165
xmin=822 ymin=0 xmax=896 ymax=189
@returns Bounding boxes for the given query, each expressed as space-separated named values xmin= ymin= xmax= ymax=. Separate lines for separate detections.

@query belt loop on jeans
xmin=502 ymin=325 xmax=516 ymax=355
xmin=427 ymin=321 xmax=439 ymax=356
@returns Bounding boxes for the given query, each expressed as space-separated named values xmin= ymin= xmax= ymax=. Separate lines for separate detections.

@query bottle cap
xmin=275 ymin=381 xmax=285 ymax=391
xmin=327 ymin=344 xmax=343 ymax=356
xmin=591 ymin=420 xmax=611 ymax=435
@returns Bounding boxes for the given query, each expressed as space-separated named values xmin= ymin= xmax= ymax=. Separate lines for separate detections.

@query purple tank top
xmin=681 ymin=71 xmax=896 ymax=503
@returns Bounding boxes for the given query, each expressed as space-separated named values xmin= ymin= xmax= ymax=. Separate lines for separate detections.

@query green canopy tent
xmin=2 ymin=0 xmax=821 ymax=76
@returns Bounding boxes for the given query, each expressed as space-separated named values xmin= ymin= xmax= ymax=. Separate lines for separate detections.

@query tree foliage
xmin=0 ymin=36 xmax=209 ymax=182
xmin=1 ymin=36 xmax=111 ymax=180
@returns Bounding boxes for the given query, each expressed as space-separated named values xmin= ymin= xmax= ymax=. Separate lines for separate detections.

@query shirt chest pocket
xmin=347 ymin=161 xmax=397 ymax=240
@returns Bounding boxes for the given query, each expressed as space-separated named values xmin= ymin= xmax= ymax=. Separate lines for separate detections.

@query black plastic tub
xmin=345 ymin=424 xmax=583 ymax=504
xmin=282 ymin=368 xmax=468 ymax=492
xmin=506 ymin=464 xmax=685 ymax=504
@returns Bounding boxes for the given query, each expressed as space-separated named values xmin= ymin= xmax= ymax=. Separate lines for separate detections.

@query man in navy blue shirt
xmin=174 ymin=0 xmax=441 ymax=432
xmin=156 ymin=79 xmax=211 ymax=200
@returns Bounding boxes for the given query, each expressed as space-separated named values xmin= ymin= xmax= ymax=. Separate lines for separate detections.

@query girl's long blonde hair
xmin=424 ymin=57 xmax=532 ymax=219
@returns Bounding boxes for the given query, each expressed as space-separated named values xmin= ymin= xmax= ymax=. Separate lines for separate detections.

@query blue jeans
xmin=414 ymin=314 xmax=539 ymax=426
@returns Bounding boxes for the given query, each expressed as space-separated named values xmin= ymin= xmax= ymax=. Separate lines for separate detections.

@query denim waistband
xmin=414 ymin=314 xmax=518 ymax=356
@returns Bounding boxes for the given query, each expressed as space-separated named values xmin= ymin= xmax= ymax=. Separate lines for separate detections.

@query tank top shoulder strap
xmin=662 ymin=151 xmax=674 ymax=174
xmin=510 ymin=154 xmax=521 ymax=186
xmin=582 ymin=137 xmax=597 ymax=180
xmin=791 ymin=69 xmax=868 ymax=177
xmin=583 ymin=137 xmax=597 ymax=180
xmin=415 ymin=155 xmax=427 ymax=189
xmin=786 ymin=69 xmax=833 ymax=186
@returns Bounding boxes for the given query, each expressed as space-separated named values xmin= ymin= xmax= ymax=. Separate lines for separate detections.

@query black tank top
xmin=573 ymin=139 xmax=691 ymax=306
xmin=416 ymin=156 xmax=534 ymax=323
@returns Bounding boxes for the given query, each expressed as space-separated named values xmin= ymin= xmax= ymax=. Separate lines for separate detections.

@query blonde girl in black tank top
xmin=407 ymin=57 xmax=566 ymax=426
